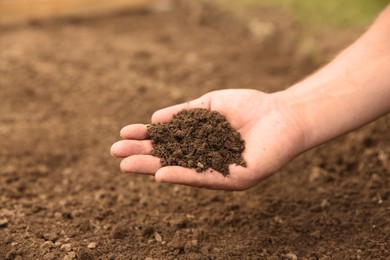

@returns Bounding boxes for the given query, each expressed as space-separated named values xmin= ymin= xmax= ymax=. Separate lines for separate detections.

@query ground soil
xmin=148 ymin=108 xmax=246 ymax=175
xmin=0 ymin=2 xmax=389 ymax=259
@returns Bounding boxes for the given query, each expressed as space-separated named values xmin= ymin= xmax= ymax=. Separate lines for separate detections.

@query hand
xmin=110 ymin=89 xmax=305 ymax=191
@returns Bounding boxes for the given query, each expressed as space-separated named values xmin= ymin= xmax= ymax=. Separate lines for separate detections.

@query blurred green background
xmin=212 ymin=0 xmax=389 ymax=30
xmin=205 ymin=0 xmax=389 ymax=65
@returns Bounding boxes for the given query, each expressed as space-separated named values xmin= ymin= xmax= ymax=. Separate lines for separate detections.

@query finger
xmin=110 ymin=140 xmax=153 ymax=158
xmin=155 ymin=166 xmax=243 ymax=191
xmin=120 ymin=124 xmax=149 ymax=139
xmin=120 ymin=155 xmax=161 ymax=175
xmin=151 ymin=95 xmax=212 ymax=123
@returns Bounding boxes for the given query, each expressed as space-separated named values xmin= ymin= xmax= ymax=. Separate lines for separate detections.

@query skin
xmin=111 ymin=5 xmax=390 ymax=191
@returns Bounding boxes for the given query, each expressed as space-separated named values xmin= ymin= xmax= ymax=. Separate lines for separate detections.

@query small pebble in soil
xmin=65 ymin=252 xmax=76 ymax=260
xmin=61 ymin=243 xmax=72 ymax=252
xmin=154 ymin=232 xmax=163 ymax=242
xmin=286 ymin=252 xmax=298 ymax=260
xmin=40 ymin=241 xmax=55 ymax=249
xmin=87 ymin=242 xmax=97 ymax=249
xmin=191 ymin=239 xmax=198 ymax=247
xmin=147 ymin=108 xmax=246 ymax=176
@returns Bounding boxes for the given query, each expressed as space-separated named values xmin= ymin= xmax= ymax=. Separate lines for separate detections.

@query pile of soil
xmin=147 ymin=108 xmax=246 ymax=175
xmin=0 ymin=1 xmax=389 ymax=259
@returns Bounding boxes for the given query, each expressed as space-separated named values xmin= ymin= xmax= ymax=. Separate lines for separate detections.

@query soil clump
xmin=147 ymin=108 xmax=246 ymax=175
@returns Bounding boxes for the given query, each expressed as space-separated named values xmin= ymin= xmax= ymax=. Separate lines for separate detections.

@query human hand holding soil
xmin=111 ymin=89 xmax=305 ymax=190
xmin=111 ymin=4 xmax=390 ymax=191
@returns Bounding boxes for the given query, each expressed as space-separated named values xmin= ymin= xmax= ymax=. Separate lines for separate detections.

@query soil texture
xmin=148 ymin=108 xmax=246 ymax=175
xmin=0 ymin=1 xmax=389 ymax=259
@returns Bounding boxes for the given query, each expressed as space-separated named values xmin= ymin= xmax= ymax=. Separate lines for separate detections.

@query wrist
xmin=275 ymin=81 xmax=343 ymax=152
xmin=271 ymin=88 xmax=309 ymax=154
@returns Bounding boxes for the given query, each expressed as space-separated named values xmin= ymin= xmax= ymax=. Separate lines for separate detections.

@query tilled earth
xmin=0 ymin=3 xmax=389 ymax=259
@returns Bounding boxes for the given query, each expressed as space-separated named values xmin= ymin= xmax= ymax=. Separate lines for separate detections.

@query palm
xmin=111 ymin=89 xmax=303 ymax=190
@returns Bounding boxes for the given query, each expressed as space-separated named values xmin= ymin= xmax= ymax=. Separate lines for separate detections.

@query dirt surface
xmin=0 ymin=2 xmax=389 ymax=259
xmin=148 ymin=108 xmax=246 ymax=175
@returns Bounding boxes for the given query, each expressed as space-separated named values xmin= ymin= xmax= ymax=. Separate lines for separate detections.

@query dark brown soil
xmin=148 ymin=108 xmax=246 ymax=175
xmin=0 ymin=1 xmax=389 ymax=259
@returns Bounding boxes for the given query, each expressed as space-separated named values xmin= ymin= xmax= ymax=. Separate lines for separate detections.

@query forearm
xmin=279 ymin=5 xmax=390 ymax=151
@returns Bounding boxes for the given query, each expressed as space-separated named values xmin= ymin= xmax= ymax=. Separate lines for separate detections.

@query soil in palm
xmin=147 ymin=108 xmax=246 ymax=175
